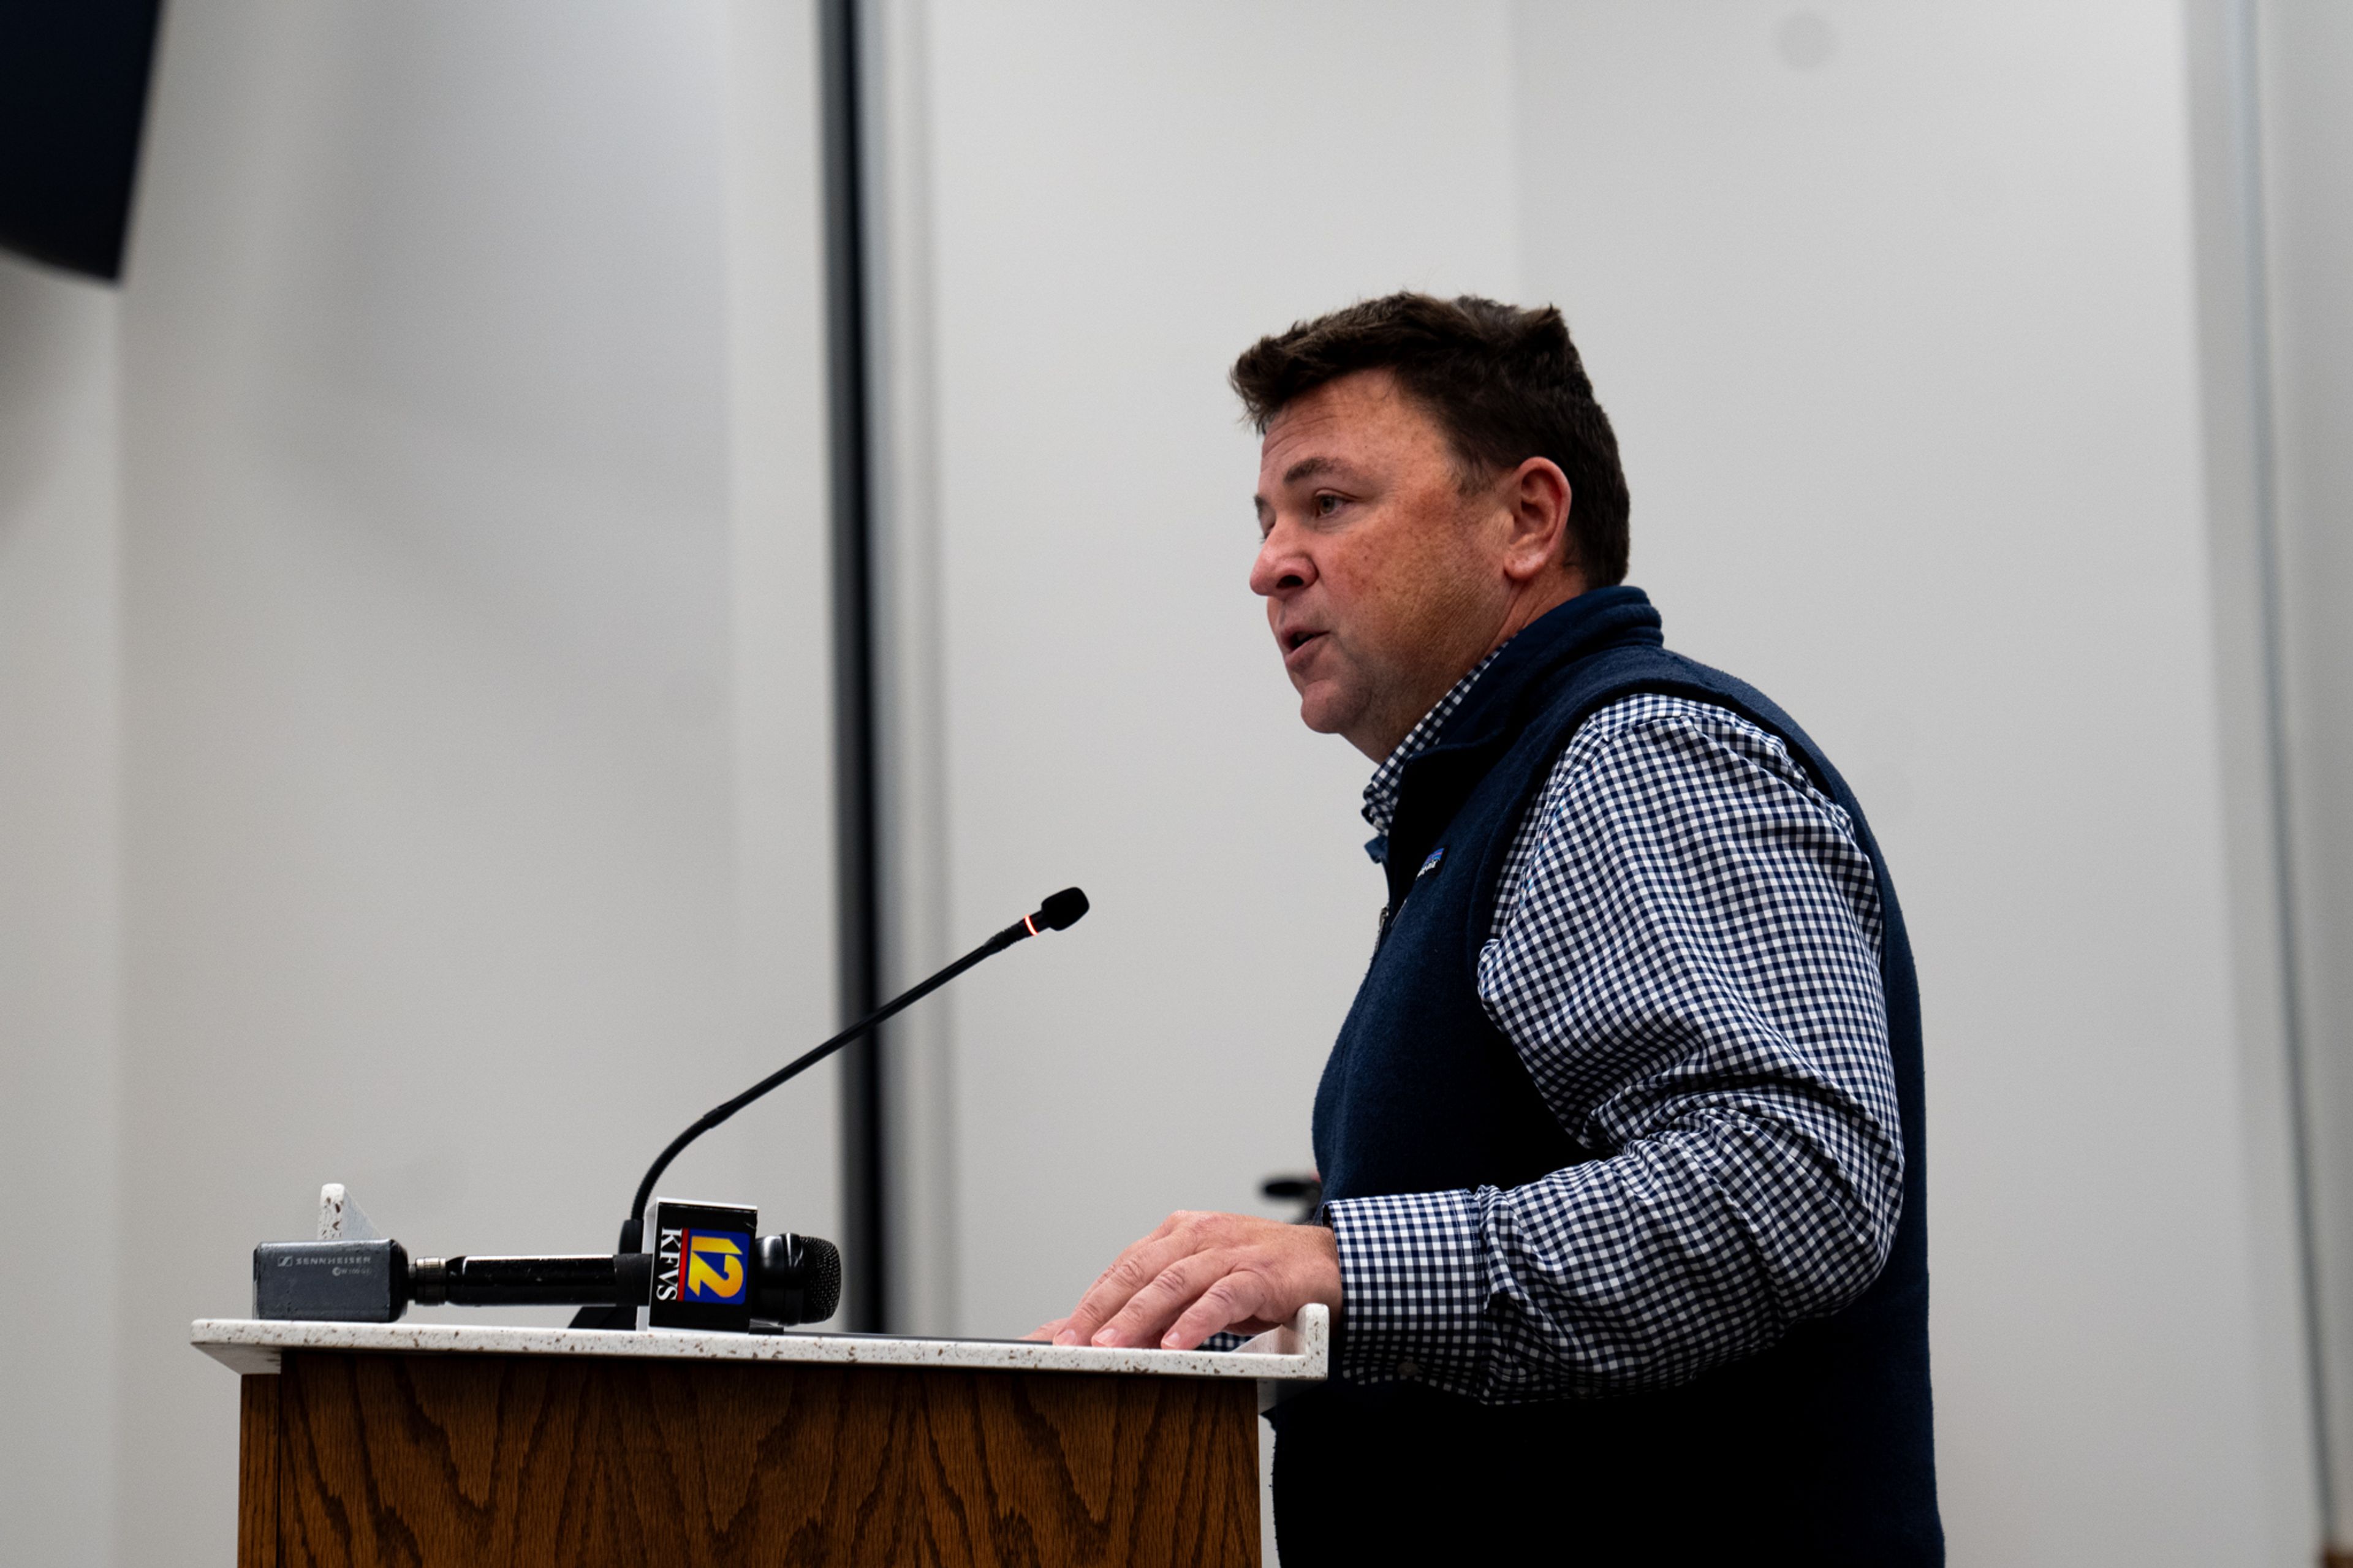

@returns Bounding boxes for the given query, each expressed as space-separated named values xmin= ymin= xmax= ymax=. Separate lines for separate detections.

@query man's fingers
xmin=1164 ymin=1271 xmax=1278 ymax=1350
xmin=1059 ymin=1240 xmax=1183 ymax=1341
xmin=1089 ymin=1251 xmax=1232 ymax=1349
xmin=1054 ymin=1230 xmax=1196 ymax=1345
xmin=1048 ymin=1211 xmax=1328 ymax=1350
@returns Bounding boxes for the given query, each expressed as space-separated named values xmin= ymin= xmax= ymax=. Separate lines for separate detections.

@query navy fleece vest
xmin=1269 ymin=588 xmax=1941 ymax=1566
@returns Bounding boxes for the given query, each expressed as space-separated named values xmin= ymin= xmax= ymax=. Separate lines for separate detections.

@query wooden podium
xmin=194 ymin=1308 xmax=1327 ymax=1567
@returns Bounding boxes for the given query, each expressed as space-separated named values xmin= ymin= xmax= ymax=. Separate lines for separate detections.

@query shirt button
xmin=1396 ymin=1360 xmax=1422 ymax=1381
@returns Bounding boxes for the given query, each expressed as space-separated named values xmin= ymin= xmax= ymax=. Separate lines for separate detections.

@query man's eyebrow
xmin=1280 ymin=455 xmax=1351 ymax=487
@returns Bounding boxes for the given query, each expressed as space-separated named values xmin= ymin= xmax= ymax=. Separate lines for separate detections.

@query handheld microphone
xmin=567 ymin=887 xmax=1090 ymax=1328
xmin=256 ymin=1231 xmax=842 ymax=1329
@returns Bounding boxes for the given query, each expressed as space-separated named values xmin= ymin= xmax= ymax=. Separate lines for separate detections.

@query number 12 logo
xmin=681 ymin=1230 xmax=748 ymax=1303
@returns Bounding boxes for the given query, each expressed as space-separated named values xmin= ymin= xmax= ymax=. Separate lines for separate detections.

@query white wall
xmin=882 ymin=2 xmax=2316 ymax=1563
xmin=2252 ymin=0 xmax=2353 ymax=1537
xmin=2177 ymin=0 xmax=2329 ymax=1556
xmin=0 ymin=256 xmax=121 ymax=1568
xmin=95 ymin=4 xmax=839 ymax=1561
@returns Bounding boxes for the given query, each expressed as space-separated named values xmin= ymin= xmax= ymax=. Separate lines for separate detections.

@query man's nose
xmin=1250 ymin=526 xmax=1315 ymax=599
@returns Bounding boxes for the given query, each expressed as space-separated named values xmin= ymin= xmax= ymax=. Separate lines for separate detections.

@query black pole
xmin=816 ymin=0 xmax=886 ymax=1333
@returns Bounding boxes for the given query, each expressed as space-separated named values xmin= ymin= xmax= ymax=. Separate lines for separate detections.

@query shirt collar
xmin=1361 ymin=648 xmax=1505 ymax=836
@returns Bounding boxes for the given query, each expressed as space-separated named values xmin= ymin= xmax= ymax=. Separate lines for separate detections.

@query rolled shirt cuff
xmin=1324 ymin=1187 xmax=1488 ymax=1391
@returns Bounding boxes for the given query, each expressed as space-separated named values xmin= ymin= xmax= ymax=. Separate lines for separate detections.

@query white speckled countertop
xmin=191 ymin=1305 xmax=1328 ymax=1383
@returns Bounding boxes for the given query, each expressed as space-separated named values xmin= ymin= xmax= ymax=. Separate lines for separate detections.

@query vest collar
xmin=1382 ymin=586 xmax=1663 ymax=909
xmin=1432 ymin=586 xmax=1662 ymax=754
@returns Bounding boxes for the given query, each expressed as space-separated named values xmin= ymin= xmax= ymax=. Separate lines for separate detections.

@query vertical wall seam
xmin=860 ymin=0 xmax=959 ymax=1336
xmin=2227 ymin=0 xmax=2335 ymax=1540
xmin=818 ymin=0 xmax=888 ymax=1333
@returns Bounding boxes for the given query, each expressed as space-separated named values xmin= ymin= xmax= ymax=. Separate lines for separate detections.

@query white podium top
xmin=191 ymin=1305 xmax=1329 ymax=1384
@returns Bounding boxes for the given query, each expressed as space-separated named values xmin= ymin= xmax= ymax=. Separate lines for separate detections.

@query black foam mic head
xmin=752 ymin=1231 xmax=843 ymax=1325
xmin=801 ymin=1235 xmax=843 ymax=1322
xmin=1038 ymin=887 xmax=1089 ymax=931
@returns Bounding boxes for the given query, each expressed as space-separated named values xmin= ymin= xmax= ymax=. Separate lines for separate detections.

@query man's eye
xmin=1316 ymin=493 xmax=1344 ymax=516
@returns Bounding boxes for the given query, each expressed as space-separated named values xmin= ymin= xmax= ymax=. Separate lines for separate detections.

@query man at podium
xmin=1040 ymin=294 xmax=1941 ymax=1564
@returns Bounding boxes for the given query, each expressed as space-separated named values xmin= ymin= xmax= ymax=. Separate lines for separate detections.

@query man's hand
xmin=1034 ymin=1210 xmax=1341 ymax=1350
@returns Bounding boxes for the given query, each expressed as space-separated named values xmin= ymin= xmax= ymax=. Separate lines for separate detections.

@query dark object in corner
xmin=0 ymin=0 xmax=165 ymax=279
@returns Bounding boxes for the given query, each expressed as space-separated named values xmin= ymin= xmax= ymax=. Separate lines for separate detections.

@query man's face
xmin=1251 ymin=370 xmax=1512 ymax=760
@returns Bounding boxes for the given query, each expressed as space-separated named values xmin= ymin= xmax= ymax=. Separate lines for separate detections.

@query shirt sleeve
xmin=1323 ymin=699 xmax=1903 ymax=1402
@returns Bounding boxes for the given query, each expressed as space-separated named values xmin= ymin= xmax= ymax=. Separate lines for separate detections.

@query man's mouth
xmin=1282 ymin=628 xmax=1328 ymax=668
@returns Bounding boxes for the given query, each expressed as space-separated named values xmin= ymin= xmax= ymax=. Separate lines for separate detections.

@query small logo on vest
xmin=1418 ymin=847 xmax=1446 ymax=879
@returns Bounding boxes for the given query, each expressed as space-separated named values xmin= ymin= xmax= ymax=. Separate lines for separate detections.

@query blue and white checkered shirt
xmin=1326 ymin=654 xmax=1901 ymax=1403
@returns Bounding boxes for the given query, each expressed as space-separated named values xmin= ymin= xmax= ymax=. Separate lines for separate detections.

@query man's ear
xmin=1499 ymin=457 xmax=1574 ymax=585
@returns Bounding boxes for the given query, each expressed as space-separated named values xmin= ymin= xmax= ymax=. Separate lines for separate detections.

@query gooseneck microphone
xmin=252 ymin=890 xmax=1084 ymax=1334
xmin=558 ymin=888 xmax=1089 ymax=1328
xmin=611 ymin=887 xmax=1088 ymax=1255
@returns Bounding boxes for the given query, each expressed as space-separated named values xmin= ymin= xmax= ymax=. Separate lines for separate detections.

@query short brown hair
xmin=1230 ymin=293 xmax=1631 ymax=586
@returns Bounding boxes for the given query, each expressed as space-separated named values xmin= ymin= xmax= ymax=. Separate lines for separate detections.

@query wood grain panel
xmin=270 ymin=1350 xmax=1257 ymax=1568
xmin=239 ymin=1374 xmax=282 ymax=1568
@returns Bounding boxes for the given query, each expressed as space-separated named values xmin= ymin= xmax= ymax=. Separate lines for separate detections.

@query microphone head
xmin=753 ymin=1231 xmax=843 ymax=1325
xmin=800 ymin=1235 xmax=843 ymax=1323
xmin=1037 ymin=887 xmax=1089 ymax=931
